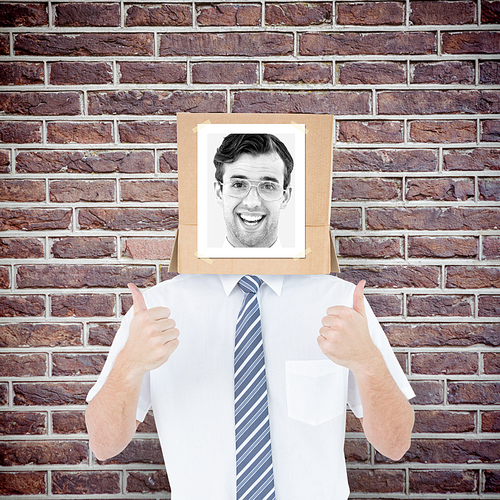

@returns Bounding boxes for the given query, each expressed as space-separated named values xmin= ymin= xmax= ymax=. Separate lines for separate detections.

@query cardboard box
xmin=169 ymin=113 xmax=339 ymax=275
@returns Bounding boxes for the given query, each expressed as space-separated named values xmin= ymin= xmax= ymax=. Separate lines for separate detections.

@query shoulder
xmin=284 ymin=274 xmax=356 ymax=292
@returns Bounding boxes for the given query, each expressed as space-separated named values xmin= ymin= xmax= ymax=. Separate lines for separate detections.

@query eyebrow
xmin=229 ymin=174 xmax=280 ymax=183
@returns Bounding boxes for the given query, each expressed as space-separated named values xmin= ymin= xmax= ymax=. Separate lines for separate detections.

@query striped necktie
xmin=234 ymin=275 xmax=276 ymax=500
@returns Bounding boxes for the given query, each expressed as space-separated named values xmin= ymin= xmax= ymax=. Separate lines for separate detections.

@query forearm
xmin=85 ymin=353 xmax=145 ymax=461
xmin=353 ymin=350 xmax=414 ymax=461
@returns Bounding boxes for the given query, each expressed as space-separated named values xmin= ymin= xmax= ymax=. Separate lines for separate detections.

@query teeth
xmin=239 ymin=214 xmax=264 ymax=224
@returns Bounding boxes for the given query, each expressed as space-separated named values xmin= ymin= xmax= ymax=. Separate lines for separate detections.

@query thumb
xmin=128 ymin=283 xmax=147 ymax=315
xmin=352 ymin=280 xmax=366 ymax=316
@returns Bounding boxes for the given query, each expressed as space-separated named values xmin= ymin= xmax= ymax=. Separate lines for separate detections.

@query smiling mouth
xmin=238 ymin=213 xmax=265 ymax=226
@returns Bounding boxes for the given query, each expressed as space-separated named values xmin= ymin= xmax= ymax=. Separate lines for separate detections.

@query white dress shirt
xmin=87 ymin=274 xmax=414 ymax=500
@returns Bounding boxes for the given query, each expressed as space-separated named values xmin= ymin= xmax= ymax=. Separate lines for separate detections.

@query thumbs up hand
xmin=119 ymin=283 xmax=179 ymax=376
xmin=317 ymin=281 xmax=378 ymax=374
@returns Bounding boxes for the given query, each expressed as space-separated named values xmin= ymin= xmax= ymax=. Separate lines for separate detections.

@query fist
xmin=317 ymin=281 xmax=378 ymax=373
xmin=120 ymin=283 xmax=180 ymax=375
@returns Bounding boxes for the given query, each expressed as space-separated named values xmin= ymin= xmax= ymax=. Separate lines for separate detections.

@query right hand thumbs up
xmin=129 ymin=282 xmax=148 ymax=315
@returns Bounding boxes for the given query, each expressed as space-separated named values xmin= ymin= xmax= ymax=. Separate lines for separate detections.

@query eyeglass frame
xmin=218 ymin=178 xmax=286 ymax=202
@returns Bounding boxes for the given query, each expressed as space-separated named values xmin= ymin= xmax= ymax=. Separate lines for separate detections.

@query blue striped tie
xmin=235 ymin=275 xmax=276 ymax=500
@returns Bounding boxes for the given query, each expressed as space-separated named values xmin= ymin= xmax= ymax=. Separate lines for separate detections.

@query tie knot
xmin=238 ymin=275 xmax=263 ymax=295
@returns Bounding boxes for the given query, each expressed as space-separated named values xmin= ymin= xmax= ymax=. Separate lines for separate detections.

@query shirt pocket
xmin=285 ymin=360 xmax=346 ymax=426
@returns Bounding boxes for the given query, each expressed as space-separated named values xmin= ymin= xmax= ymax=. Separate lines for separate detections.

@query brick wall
xmin=0 ymin=0 xmax=499 ymax=498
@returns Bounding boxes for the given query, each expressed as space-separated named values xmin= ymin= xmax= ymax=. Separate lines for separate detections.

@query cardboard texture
xmin=169 ymin=113 xmax=339 ymax=275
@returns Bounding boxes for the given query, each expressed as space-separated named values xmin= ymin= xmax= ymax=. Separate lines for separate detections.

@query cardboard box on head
xmin=169 ymin=113 xmax=339 ymax=275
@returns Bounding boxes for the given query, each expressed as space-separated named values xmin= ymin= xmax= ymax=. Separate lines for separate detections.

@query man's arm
xmin=85 ymin=284 xmax=179 ymax=461
xmin=317 ymin=281 xmax=414 ymax=461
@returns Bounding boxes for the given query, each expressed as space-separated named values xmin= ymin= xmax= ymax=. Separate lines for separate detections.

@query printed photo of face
xmin=214 ymin=152 xmax=292 ymax=248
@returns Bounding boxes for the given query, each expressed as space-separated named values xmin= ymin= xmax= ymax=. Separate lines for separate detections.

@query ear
xmin=214 ymin=181 xmax=224 ymax=206
xmin=280 ymin=186 xmax=292 ymax=209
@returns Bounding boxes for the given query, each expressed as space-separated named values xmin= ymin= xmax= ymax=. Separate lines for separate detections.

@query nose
xmin=241 ymin=185 xmax=262 ymax=209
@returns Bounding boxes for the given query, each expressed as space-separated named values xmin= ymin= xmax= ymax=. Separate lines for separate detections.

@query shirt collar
xmin=219 ymin=274 xmax=284 ymax=297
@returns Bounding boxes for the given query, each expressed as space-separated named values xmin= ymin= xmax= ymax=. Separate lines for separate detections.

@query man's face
xmin=214 ymin=152 xmax=292 ymax=248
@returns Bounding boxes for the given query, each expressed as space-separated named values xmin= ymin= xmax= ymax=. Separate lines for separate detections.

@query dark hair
xmin=213 ymin=134 xmax=294 ymax=189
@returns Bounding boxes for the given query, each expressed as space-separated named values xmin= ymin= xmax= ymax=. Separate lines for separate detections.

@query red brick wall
xmin=0 ymin=1 xmax=499 ymax=498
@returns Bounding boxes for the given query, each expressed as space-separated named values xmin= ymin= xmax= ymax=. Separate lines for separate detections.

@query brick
xmin=14 ymin=382 xmax=91 ymax=406
xmin=482 ymin=120 xmax=500 ymax=141
xmin=406 ymin=177 xmax=474 ymax=201
xmin=338 ymin=237 xmax=402 ymax=259
xmin=0 ymin=295 xmax=45 ymax=317
xmin=47 ymin=122 xmax=113 ymax=144
xmin=449 ymin=382 xmax=500 ymax=405
xmin=410 ymin=470 xmax=477 ymax=493
xmin=121 ymin=294 xmax=133 ymax=315
xmin=447 ymin=266 xmax=500 ymax=288
xmin=118 ymin=121 xmax=176 ymax=144
xmin=52 ymin=410 xmax=86 ymax=434
xmin=479 ymin=177 xmax=500 ymax=200
xmin=482 ymin=411 xmax=500 ymax=432
xmin=482 ymin=0 xmax=500 ymax=22
xmin=332 ymin=148 xmax=437 ymax=172
xmin=413 ymin=410 xmax=475 ymax=433
xmin=198 ymin=3 xmax=261 ymax=26
xmin=366 ymin=294 xmax=402 ymax=316
xmin=122 ymin=237 xmax=175 ymax=260
xmin=50 ymin=61 xmax=112 ymax=85
xmin=127 ymin=470 xmax=170 ymax=493
xmin=344 ymin=438 xmax=370 ymax=462
xmin=0 ymin=384 xmax=7 ymax=405
xmin=49 ymin=179 xmax=115 ymax=203
xmin=410 ymin=0 xmax=476 ymax=24
xmin=0 ymin=62 xmax=44 ymax=85
xmin=484 ymin=470 xmax=500 ymax=493
xmin=99 ymin=438 xmax=163 ymax=464
xmin=411 ymin=352 xmax=478 ymax=375
xmin=346 ymin=411 xmax=363 ymax=432
xmin=52 ymin=471 xmax=120 ymax=495
xmin=15 ymin=33 xmax=154 ymax=56
xmin=0 ymin=441 xmax=87 ymax=466
xmin=0 ymin=208 xmax=71 ymax=231
xmin=0 ymin=354 xmax=46 ymax=377
xmin=0 ymin=121 xmax=41 ymax=143
xmin=338 ymin=121 xmax=402 ymax=143
xmin=0 ymin=266 xmax=9 ymax=288
xmin=443 ymin=31 xmax=500 ymax=54
xmin=347 ymin=469 xmax=405 ymax=493
xmin=137 ymin=411 xmax=157 ymax=433
xmin=52 ymin=353 xmax=106 ymax=376
xmin=339 ymin=265 xmax=439 ymax=288
xmin=409 ymin=236 xmax=477 ymax=258
xmin=0 ymin=238 xmax=44 ymax=259
xmin=51 ymin=236 xmax=116 ymax=259
xmin=0 ymin=3 xmax=48 ymax=26
xmin=119 ymin=61 xmax=186 ymax=84
xmin=17 ymin=264 xmax=156 ymax=289
xmin=379 ymin=90 xmax=500 ymax=115
xmin=263 ymin=62 xmax=331 ymax=84
xmin=17 ymin=150 xmax=154 ymax=174
xmin=483 ymin=236 xmax=500 ymax=259
xmin=0 ymin=323 xmax=82 ymax=347
xmin=88 ymin=322 xmax=118 ymax=346
xmin=266 ymin=2 xmax=332 ymax=26
xmin=89 ymin=90 xmax=226 ymax=115
xmin=411 ymin=119 xmax=476 ymax=143
xmin=192 ymin=62 xmax=258 ymax=84
xmin=55 ymin=2 xmax=120 ymax=26
xmin=407 ymin=380 xmax=444 ymax=404
xmin=0 ymin=179 xmax=45 ymax=202
xmin=160 ymin=32 xmax=293 ymax=56
xmin=368 ymin=207 xmax=500 ymax=231
xmin=299 ymin=31 xmax=436 ymax=56
xmin=0 ymin=412 xmax=46 ymax=435
xmin=484 ymin=353 xmax=500 ymax=374
xmin=0 ymin=150 xmax=9 ymax=172
xmin=51 ymin=294 xmax=115 ymax=317
xmin=412 ymin=61 xmax=475 ymax=84
xmin=479 ymin=295 xmax=500 ymax=317
xmin=337 ymin=1 xmax=404 ymax=25
xmin=444 ymin=148 xmax=500 ymax=170
xmin=79 ymin=208 xmax=178 ymax=231
xmin=160 ymin=269 xmax=179 ymax=283
xmin=338 ymin=61 xmax=405 ymax=85
xmin=407 ymin=294 xmax=472 ymax=316
xmin=332 ymin=178 xmax=400 ymax=201
xmin=0 ymin=472 xmax=46 ymax=495
xmin=126 ymin=3 xmax=191 ymax=26
xmin=480 ymin=61 xmax=500 ymax=84
xmin=0 ymin=35 xmax=7 ymax=55
xmin=330 ymin=208 xmax=361 ymax=229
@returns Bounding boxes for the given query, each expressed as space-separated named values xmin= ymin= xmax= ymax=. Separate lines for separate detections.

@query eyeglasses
xmin=221 ymin=179 xmax=284 ymax=202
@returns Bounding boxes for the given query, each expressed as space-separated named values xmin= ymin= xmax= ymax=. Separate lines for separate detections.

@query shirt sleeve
xmin=86 ymin=308 xmax=152 ymax=422
xmin=347 ymin=295 xmax=415 ymax=419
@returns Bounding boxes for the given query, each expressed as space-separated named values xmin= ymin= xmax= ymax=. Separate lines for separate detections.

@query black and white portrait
xmin=198 ymin=124 xmax=305 ymax=258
